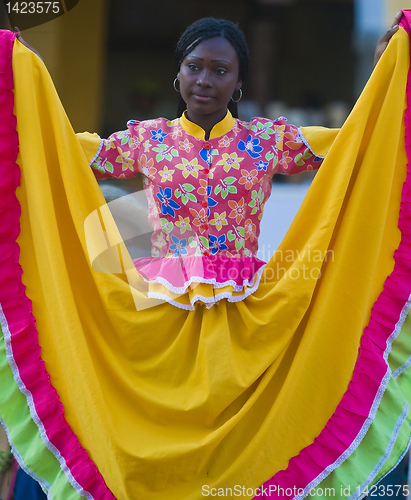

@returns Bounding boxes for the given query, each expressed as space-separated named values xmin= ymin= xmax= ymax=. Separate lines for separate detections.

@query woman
xmin=84 ymin=18 xmax=331 ymax=310
xmin=2 ymin=12 xmax=411 ymax=500
xmin=82 ymin=17 xmax=400 ymax=310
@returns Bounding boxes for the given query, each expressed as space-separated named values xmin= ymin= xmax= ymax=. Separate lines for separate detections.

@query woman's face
xmin=178 ymin=36 xmax=242 ymax=127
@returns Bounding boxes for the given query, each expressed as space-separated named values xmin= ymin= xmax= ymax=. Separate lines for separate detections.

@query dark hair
xmin=174 ymin=18 xmax=249 ymax=118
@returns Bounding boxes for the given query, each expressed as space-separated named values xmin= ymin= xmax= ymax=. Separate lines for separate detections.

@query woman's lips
xmin=193 ymin=94 xmax=213 ymax=102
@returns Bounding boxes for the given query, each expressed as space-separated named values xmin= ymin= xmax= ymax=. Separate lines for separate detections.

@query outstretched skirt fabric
xmin=2 ymin=11 xmax=411 ymax=500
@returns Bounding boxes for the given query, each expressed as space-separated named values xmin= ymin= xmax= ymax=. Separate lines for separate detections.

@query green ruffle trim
xmin=304 ymin=311 xmax=411 ymax=500
xmin=0 ymin=323 xmax=84 ymax=499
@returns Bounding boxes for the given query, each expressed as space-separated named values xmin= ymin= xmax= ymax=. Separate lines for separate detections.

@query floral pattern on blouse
xmin=90 ymin=114 xmax=323 ymax=285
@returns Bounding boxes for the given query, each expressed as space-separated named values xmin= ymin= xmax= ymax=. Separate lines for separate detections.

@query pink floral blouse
xmin=90 ymin=111 xmax=323 ymax=309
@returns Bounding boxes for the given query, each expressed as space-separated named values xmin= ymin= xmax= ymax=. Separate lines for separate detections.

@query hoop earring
xmin=173 ymin=78 xmax=180 ymax=93
xmin=231 ymin=88 xmax=242 ymax=103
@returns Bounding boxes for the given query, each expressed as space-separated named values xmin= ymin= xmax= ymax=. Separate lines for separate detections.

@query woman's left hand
xmin=374 ymin=11 xmax=403 ymax=67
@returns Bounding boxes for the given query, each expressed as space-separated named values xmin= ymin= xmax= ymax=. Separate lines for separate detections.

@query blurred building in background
xmin=2 ymin=0 xmax=409 ymax=132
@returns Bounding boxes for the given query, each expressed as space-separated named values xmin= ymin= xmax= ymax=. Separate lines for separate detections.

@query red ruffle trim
xmin=255 ymin=11 xmax=411 ymax=499
xmin=0 ymin=31 xmax=115 ymax=499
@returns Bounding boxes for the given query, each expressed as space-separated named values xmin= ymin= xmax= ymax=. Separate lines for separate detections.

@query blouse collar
xmin=179 ymin=110 xmax=236 ymax=140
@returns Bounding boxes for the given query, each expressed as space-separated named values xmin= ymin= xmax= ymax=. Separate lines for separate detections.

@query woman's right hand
xmin=373 ymin=11 xmax=403 ymax=67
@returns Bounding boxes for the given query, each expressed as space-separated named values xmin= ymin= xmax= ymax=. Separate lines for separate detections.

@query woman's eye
xmin=188 ymin=64 xmax=198 ymax=71
xmin=216 ymin=69 xmax=227 ymax=75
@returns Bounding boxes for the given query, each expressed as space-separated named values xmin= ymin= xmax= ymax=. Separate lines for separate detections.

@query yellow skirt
xmin=1 ymin=24 xmax=411 ymax=500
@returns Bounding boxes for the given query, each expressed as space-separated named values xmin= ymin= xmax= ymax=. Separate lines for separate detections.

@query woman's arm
xmin=80 ymin=128 xmax=140 ymax=181
xmin=12 ymin=31 xmax=140 ymax=181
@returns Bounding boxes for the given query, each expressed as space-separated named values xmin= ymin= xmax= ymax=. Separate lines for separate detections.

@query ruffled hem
xmin=0 ymin=32 xmax=115 ymax=500
xmin=254 ymin=16 xmax=411 ymax=499
xmin=146 ymin=265 xmax=265 ymax=310
xmin=133 ymin=254 xmax=266 ymax=298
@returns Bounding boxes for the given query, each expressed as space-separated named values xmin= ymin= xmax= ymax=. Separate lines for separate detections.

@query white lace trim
xmin=363 ymin=437 xmax=411 ymax=500
xmin=297 ymin=127 xmax=325 ymax=160
xmin=0 ymin=303 xmax=95 ymax=500
xmin=347 ymin=403 xmax=409 ymax=500
xmin=146 ymin=266 xmax=265 ymax=310
xmin=290 ymin=292 xmax=411 ymax=500
xmin=89 ymin=137 xmax=104 ymax=166
xmin=0 ymin=415 xmax=51 ymax=496
xmin=393 ymin=352 xmax=411 ymax=380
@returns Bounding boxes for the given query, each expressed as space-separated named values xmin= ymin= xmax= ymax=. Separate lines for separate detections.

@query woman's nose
xmin=196 ymin=69 xmax=212 ymax=86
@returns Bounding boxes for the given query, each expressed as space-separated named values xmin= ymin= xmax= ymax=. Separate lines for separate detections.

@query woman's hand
xmin=374 ymin=11 xmax=403 ymax=67
xmin=13 ymin=27 xmax=42 ymax=60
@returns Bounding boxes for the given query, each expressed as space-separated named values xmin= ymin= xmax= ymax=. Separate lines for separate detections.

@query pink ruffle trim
xmin=0 ymin=31 xmax=115 ymax=499
xmin=254 ymin=11 xmax=411 ymax=499
xmin=133 ymin=254 xmax=266 ymax=294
